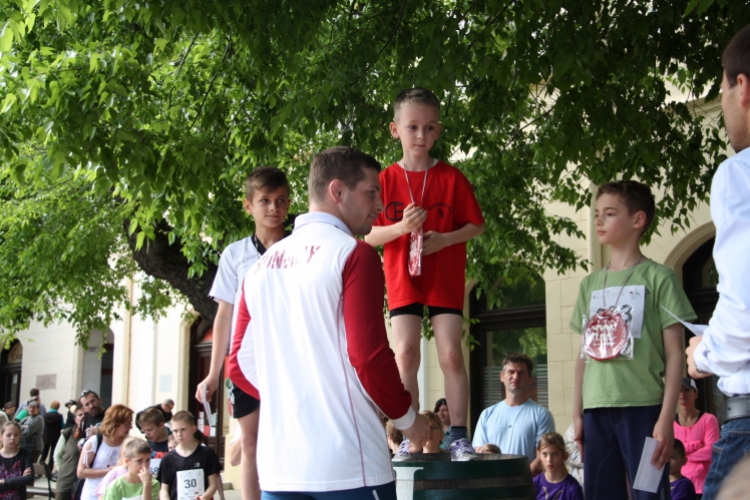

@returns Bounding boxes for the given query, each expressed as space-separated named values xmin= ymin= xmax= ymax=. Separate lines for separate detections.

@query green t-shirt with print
xmin=570 ymin=259 xmax=696 ymax=409
xmin=102 ymin=475 xmax=160 ymax=500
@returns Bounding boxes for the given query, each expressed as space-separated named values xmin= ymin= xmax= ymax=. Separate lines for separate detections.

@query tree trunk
xmin=125 ymin=219 xmax=218 ymax=323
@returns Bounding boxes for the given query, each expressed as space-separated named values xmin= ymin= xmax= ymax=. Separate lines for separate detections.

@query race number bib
xmin=177 ymin=469 xmax=204 ymax=500
xmin=408 ymin=229 xmax=423 ymax=277
xmin=149 ymin=458 xmax=161 ymax=476
xmin=589 ymin=285 xmax=645 ymax=338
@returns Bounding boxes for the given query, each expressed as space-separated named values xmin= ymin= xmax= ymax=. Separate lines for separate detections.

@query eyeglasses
xmin=80 ymin=389 xmax=97 ymax=398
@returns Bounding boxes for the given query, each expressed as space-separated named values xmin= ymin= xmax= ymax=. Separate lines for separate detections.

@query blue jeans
xmin=584 ymin=405 xmax=670 ymax=500
xmin=261 ymin=482 xmax=396 ymax=500
xmin=702 ymin=416 xmax=750 ymax=499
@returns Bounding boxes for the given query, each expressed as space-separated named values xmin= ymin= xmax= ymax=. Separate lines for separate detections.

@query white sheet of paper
xmin=177 ymin=469 xmax=204 ymax=500
xmin=661 ymin=306 xmax=708 ymax=336
xmin=201 ymin=385 xmax=212 ymax=429
xmin=632 ymin=437 xmax=663 ymax=493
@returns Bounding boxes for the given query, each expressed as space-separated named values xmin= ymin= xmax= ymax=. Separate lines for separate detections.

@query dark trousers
xmin=261 ymin=482 xmax=397 ymax=500
xmin=40 ymin=443 xmax=55 ymax=470
xmin=583 ymin=405 xmax=671 ymax=500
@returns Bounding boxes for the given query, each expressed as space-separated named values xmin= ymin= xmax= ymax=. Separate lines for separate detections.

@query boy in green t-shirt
xmin=103 ymin=438 xmax=160 ymax=500
xmin=570 ymin=181 xmax=696 ymax=500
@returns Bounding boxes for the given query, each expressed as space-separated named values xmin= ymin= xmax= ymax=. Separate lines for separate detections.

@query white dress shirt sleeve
xmin=695 ymin=151 xmax=750 ymax=395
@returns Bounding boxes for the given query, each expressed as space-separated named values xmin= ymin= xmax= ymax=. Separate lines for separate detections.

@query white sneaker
xmin=449 ymin=437 xmax=479 ymax=461
xmin=392 ymin=438 xmax=415 ymax=462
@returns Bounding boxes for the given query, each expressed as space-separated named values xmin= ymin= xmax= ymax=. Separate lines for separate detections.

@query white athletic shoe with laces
xmin=449 ymin=437 xmax=479 ymax=461
xmin=392 ymin=438 xmax=415 ymax=462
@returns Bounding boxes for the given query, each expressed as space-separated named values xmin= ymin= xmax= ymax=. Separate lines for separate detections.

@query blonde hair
xmin=116 ymin=437 xmax=135 ymax=466
xmin=537 ymin=432 xmax=568 ymax=458
xmin=421 ymin=411 xmax=444 ymax=442
xmin=124 ymin=438 xmax=152 ymax=460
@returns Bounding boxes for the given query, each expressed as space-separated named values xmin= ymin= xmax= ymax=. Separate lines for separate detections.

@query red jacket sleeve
xmin=226 ymin=288 xmax=260 ymax=400
xmin=342 ymin=240 xmax=414 ymax=427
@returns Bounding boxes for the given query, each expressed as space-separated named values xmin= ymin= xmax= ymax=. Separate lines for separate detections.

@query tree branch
xmin=125 ymin=218 xmax=218 ymax=323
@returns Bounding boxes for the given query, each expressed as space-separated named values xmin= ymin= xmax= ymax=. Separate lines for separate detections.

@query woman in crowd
xmin=434 ymin=398 xmax=451 ymax=450
xmin=54 ymin=407 xmax=85 ymax=500
xmin=673 ymin=377 xmax=720 ymax=498
xmin=77 ymin=405 xmax=133 ymax=500
xmin=18 ymin=402 xmax=43 ymax=462
xmin=421 ymin=411 xmax=445 ymax=454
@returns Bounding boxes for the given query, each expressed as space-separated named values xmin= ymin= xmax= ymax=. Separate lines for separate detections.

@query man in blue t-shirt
xmin=472 ymin=353 xmax=555 ymax=473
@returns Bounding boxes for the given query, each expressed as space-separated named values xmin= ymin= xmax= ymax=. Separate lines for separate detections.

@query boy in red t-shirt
xmin=365 ymin=87 xmax=485 ymax=461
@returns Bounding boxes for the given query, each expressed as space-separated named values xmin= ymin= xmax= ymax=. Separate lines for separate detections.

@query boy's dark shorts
xmin=229 ymin=380 xmax=260 ymax=419
xmin=390 ymin=302 xmax=462 ymax=318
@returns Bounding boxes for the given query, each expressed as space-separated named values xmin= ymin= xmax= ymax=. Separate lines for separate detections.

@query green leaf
xmin=0 ymin=22 xmax=13 ymax=52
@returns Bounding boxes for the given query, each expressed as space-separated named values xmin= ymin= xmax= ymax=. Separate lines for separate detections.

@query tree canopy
xmin=0 ymin=0 xmax=747 ymax=344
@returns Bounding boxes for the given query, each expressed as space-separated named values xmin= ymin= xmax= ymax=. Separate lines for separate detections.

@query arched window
xmin=469 ymin=273 xmax=547 ymax=430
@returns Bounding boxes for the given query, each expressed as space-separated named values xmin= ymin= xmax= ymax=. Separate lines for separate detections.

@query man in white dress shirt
xmin=687 ymin=24 xmax=750 ymax=499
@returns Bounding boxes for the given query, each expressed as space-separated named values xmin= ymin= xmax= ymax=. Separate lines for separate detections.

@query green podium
xmin=392 ymin=454 xmax=535 ymax=499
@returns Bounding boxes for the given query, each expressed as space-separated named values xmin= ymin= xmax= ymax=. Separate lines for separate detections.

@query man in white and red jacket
xmin=227 ymin=146 xmax=429 ymax=499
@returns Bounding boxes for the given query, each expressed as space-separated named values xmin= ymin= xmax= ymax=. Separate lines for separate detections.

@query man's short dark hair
xmin=596 ymin=180 xmax=656 ymax=236
xmin=723 ymin=25 xmax=750 ymax=88
xmin=29 ymin=388 xmax=39 ymax=397
xmin=308 ymin=147 xmax=381 ymax=204
xmin=393 ymin=87 xmax=441 ymax=118
xmin=501 ymin=353 xmax=534 ymax=374
xmin=245 ymin=167 xmax=290 ymax=200
xmin=3 ymin=402 xmax=15 ymax=411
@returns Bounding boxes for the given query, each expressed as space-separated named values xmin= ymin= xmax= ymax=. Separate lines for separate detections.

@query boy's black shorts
xmin=389 ymin=302 xmax=462 ymax=318
xmin=229 ymin=380 xmax=260 ymax=419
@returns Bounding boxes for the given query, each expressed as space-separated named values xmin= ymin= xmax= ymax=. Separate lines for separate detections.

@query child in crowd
xmin=385 ymin=421 xmax=403 ymax=457
xmin=166 ymin=435 xmax=175 ymax=453
xmin=96 ymin=437 xmax=134 ymax=500
xmin=421 ymin=411 xmax=444 ymax=454
xmin=475 ymin=444 xmax=501 ymax=454
xmin=669 ymin=439 xmax=697 ymax=500
xmin=157 ymin=411 xmax=221 ymax=500
xmin=0 ymin=422 xmax=34 ymax=500
xmin=138 ymin=409 xmax=169 ymax=476
xmin=533 ymin=432 xmax=583 ymax=500
xmin=103 ymin=439 xmax=159 ymax=500
xmin=365 ymin=87 xmax=485 ymax=461
xmin=571 ymin=181 xmax=696 ymax=499
xmin=197 ymin=167 xmax=290 ymax=500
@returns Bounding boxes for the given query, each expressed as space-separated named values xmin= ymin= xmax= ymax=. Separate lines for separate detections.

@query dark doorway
xmin=0 ymin=341 xmax=22 ymax=409
xmin=188 ymin=318 xmax=225 ymax=464
xmin=682 ymin=238 xmax=723 ymax=423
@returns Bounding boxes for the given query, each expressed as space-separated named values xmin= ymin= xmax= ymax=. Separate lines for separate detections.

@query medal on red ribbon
xmin=583 ymin=308 xmax=630 ymax=360
xmin=402 ymin=163 xmax=429 ymax=277
xmin=582 ymin=256 xmax=643 ymax=362
xmin=408 ymin=228 xmax=423 ymax=276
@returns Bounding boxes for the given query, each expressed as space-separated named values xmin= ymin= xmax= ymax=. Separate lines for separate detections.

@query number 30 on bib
xmin=176 ymin=469 xmax=204 ymax=500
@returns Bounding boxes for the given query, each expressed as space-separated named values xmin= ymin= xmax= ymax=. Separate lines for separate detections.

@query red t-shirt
xmin=374 ymin=161 xmax=484 ymax=310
